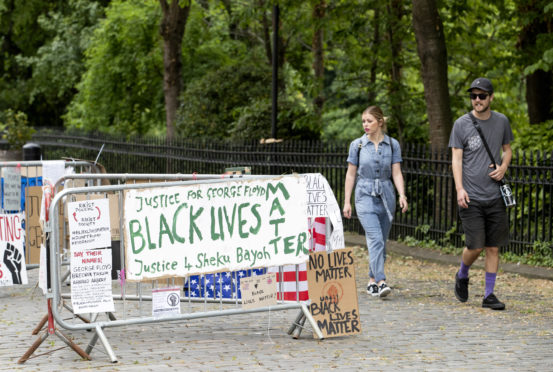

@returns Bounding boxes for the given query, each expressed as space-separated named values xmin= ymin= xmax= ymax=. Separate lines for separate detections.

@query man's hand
xmin=457 ymin=188 xmax=470 ymax=209
xmin=489 ymin=163 xmax=506 ymax=182
xmin=3 ymin=243 xmax=22 ymax=284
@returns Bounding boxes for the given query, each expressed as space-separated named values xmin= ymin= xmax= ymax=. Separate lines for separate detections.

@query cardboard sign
xmin=240 ymin=273 xmax=277 ymax=309
xmin=25 ymin=186 xmax=43 ymax=264
xmin=123 ymin=176 xmax=310 ymax=281
xmin=307 ymin=248 xmax=361 ymax=338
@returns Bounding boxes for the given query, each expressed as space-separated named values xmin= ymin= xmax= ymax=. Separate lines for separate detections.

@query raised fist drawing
xmin=3 ymin=243 xmax=22 ymax=284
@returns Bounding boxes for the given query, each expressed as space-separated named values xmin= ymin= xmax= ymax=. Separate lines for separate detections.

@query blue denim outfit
xmin=347 ymin=135 xmax=402 ymax=282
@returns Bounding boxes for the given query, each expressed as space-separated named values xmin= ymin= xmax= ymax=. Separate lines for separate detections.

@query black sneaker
xmin=378 ymin=283 xmax=391 ymax=298
xmin=367 ymin=282 xmax=379 ymax=297
xmin=482 ymin=293 xmax=506 ymax=310
xmin=454 ymin=271 xmax=469 ymax=302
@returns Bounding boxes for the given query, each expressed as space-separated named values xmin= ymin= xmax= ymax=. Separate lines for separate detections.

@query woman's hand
xmin=343 ymin=203 xmax=352 ymax=219
xmin=399 ymin=195 xmax=408 ymax=213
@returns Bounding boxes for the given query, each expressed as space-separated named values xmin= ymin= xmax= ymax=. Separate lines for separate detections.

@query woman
xmin=343 ymin=106 xmax=408 ymax=298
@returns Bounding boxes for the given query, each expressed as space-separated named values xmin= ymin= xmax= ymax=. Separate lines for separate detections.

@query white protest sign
xmin=152 ymin=287 xmax=181 ymax=318
xmin=70 ymin=248 xmax=115 ymax=314
xmin=67 ymin=198 xmax=111 ymax=250
xmin=303 ymin=173 xmax=344 ymax=250
xmin=0 ymin=213 xmax=28 ymax=286
xmin=124 ymin=176 xmax=310 ymax=281
xmin=240 ymin=273 xmax=277 ymax=309
xmin=3 ymin=167 xmax=21 ymax=211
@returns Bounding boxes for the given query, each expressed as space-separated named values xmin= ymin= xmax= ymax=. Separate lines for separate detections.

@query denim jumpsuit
xmin=347 ymin=135 xmax=402 ymax=282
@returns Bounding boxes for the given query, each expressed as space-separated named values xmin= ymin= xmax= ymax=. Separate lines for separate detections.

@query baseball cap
xmin=467 ymin=77 xmax=493 ymax=93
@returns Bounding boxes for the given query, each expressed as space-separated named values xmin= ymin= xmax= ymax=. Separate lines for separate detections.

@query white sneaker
xmin=367 ymin=282 xmax=379 ymax=297
xmin=378 ymin=282 xmax=391 ymax=298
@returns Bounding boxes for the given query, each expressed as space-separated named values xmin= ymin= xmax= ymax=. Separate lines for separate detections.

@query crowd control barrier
xmin=0 ymin=159 xmax=103 ymax=270
xmin=34 ymin=174 xmax=329 ymax=363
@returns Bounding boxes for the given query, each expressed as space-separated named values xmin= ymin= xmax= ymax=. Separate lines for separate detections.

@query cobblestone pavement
xmin=1 ymin=238 xmax=552 ymax=371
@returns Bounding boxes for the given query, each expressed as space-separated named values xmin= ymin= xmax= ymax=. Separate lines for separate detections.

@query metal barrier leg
xmin=85 ymin=331 xmax=99 ymax=356
xmin=292 ymin=314 xmax=307 ymax=339
xmin=18 ymin=299 xmax=91 ymax=363
xmin=94 ymin=325 xmax=118 ymax=363
xmin=287 ymin=310 xmax=305 ymax=335
xmin=300 ymin=303 xmax=324 ymax=340
xmin=31 ymin=314 xmax=49 ymax=335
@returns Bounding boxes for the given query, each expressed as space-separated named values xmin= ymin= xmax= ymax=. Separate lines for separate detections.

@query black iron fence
xmin=25 ymin=130 xmax=553 ymax=256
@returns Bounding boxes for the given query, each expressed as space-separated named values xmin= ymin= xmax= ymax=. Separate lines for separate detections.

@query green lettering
xmin=129 ymin=220 xmax=145 ymax=254
xmin=269 ymin=197 xmax=285 ymax=217
xmin=145 ymin=217 xmax=156 ymax=250
xmin=249 ymin=203 xmax=261 ymax=235
xmin=172 ymin=203 xmax=187 ymax=243
xmin=189 ymin=206 xmax=204 ymax=244
xmin=266 ymin=182 xmax=290 ymax=201
xmin=238 ymin=202 xmax=250 ymax=238
xmin=296 ymin=232 xmax=308 ymax=255
xmin=223 ymin=204 xmax=237 ymax=238
xmin=158 ymin=213 xmax=174 ymax=248
xmin=283 ymin=235 xmax=295 ymax=254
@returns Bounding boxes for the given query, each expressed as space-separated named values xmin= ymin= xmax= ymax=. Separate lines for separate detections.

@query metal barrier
xmin=0 ymin=160 xmax=102 ymax=269
xmin=42 ymin=174 xmax=324 ymax=363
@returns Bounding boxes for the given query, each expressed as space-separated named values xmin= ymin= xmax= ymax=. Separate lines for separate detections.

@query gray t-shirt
xmin=448 ymin=111 xmax=514 ymax=201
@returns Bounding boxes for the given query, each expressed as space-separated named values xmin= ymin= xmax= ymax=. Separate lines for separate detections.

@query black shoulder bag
xmin=468 ymin=112 xmax=515 ymax=207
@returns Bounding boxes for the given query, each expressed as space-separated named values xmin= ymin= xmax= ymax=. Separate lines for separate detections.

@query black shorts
xmin=458 ymin=197 xmax=509 ymax=249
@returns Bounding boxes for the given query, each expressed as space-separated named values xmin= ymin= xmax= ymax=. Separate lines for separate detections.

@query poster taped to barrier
xmin=0 ymin=213 xmax=28 ymax=286
xmin=123 ymin=176 xmax=310 ymax=281
xmin=67 ymin=198 xmax=111 ymax=250
xmin=70 ymin=248 xmax=115 ymax=314
xmin=3 ymin=167 xmax=21 ymax=211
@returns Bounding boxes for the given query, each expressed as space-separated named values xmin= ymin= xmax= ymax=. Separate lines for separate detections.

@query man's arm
xmin=452 ymin=147 xmax=470 ymax=208
xmin=489 ymin=143 xmax=512 ymax=182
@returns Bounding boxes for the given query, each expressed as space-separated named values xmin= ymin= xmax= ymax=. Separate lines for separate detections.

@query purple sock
xmin=485 ymin=272 xmax=497 ymax=298
xmin=458 ymin=261 xmax=470 ymax=279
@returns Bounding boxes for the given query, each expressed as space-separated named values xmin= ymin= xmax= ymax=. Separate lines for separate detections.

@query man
xmin=448 ymin=77 xmax=514 ymax=310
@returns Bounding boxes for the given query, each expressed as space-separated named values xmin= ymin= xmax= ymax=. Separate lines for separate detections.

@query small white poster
xmin=70 ymin=248 xmax=114 ymax=314
xmin=0 ymin=213 xmax=28 ymax=286
xmin=3 ymin=167 xmax=21 ymax=211
xmin=68 ymin=198 xmax=111 ymax=250
xmin=240 ymin=273 xmax=277 ymax=309
xmin=152 ymin=287 xmax=181 ymax=318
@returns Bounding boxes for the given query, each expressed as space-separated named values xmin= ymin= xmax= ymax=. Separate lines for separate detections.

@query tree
xmin=517 ymin=0 xmax=553 ymax=124
xmin=412 ymin=0 xmax=452 ymax=149
xmin=159 ymin=0 xmax=191 ymax=142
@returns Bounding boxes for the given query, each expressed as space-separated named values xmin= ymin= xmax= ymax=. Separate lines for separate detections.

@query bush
xmin=0 ymin=109 xmax=36 ymax=150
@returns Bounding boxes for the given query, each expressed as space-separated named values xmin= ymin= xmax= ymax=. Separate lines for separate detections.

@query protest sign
xmin=0 ymin=213 xmax=28 ymax=286
xmin=240 ymin=273 xmax=277 ymax=309
xmin=67 ymin=198 xmax=111 ymax=250
xmin=302 ymin=173 xmax=344 ymax=250
xmin=70 ymin=248 xmax=115 ymax=314
xmin=307 ymin=248 xmax=361 ymax=338
xmin=152 ymin=287 xmax=181 ymax=318
xmin=3 ymin=167 xmax=21 ymax=211
xmin=123 ymin=176 xmax=310 ymax=281
xmin=25 ymin=186 xmax=43 ymax=264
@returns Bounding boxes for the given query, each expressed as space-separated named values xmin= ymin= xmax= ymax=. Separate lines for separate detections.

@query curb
xmin=344 ymin=232 xmax=553 ymax=281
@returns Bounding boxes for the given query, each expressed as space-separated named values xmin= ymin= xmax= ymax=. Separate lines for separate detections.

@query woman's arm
xmin=392 ymin=162 xmax=408 ymax=213
xmin=343 ymin=163 xmax=357 ymax=219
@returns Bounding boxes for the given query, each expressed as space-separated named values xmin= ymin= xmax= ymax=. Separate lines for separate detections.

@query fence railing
xmin=27 ymin=130 xmax=553 ymax=256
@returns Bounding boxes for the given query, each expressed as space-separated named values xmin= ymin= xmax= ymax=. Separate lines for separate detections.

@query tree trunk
xmin=312 ymin=0 xmax=326 ymax=118
xmin=412 ymin=0 xmax=452 ymax=150
xmin=517 ymin=1 xmax=553 ymax=124
xmin=159 ymin=0 xmax=191 ymax=142
xmin=386 ymin=0 xmax=405 ymax=143
xmin=367 ymin=7 xmax=380 ymax=104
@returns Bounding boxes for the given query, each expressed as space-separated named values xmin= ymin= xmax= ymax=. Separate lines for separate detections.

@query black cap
xmin=467 ymin=77 xmax=493 ymax=93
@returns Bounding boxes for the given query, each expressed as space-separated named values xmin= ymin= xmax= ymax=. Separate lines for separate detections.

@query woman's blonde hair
xmin=362 ymin=105 xmax=387 ymax=132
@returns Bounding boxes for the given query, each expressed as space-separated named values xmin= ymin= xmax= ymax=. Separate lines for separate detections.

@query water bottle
xmin=500 ymin=183 xmax=516 ymax=207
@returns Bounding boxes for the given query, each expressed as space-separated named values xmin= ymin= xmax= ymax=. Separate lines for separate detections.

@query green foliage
xmin=0 ymin=109 xmax=36 ymax=149
xmin=502 ymin=241 xmax=553 ymax=267
xmin=511 ymin=119 xmax=553 ymax=151
xmin=64 ymin=0 xmax=164 ymax=136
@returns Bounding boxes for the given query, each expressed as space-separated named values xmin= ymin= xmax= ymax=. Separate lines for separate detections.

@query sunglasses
xmin=469 ymin=92 xmax=489 ymax=100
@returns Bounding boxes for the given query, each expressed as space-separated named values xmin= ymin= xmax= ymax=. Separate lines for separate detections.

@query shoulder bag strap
xmin=467 ymin=111 xmax=505 ymax=184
